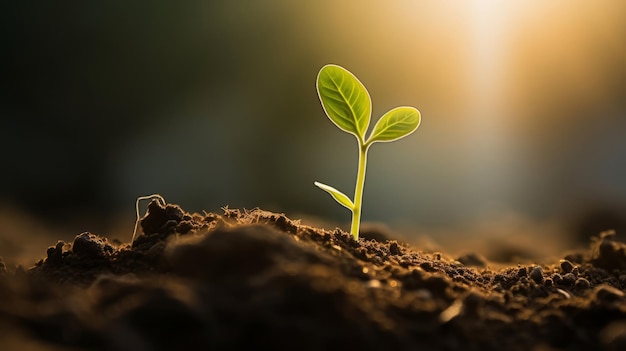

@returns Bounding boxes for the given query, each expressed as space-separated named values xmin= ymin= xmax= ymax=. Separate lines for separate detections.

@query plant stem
xmin=350 ymin=142 xmax=369 ymax=240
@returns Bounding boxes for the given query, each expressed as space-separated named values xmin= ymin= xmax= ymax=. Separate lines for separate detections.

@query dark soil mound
xmin=2 ymin=201 xmax=626 ymax=350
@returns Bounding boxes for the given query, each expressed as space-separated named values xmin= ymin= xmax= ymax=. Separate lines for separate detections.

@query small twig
xmin=131 ymin=194 xmax=166 ymax=244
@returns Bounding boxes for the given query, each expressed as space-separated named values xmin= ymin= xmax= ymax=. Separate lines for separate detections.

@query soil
xmin=2 ymin=201 xmax=626 ymax=351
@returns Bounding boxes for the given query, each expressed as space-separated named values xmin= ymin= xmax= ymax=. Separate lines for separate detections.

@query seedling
xmin=131 ymin=194 xmax=166 ymax=243
xmin=314 ymin=64 xmax=421 ymax=240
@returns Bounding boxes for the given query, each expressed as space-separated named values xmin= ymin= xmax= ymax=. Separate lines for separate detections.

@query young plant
xmin=314 ymin=64 xmax=421 ymax=240
xmin=131 ymin=194 xmax=166 ymax=243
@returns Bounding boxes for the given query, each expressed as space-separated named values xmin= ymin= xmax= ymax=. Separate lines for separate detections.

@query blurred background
xmin=1 ymin=1 xmax=626 ymax=263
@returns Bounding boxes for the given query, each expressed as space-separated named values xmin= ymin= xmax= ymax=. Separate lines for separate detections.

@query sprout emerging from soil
xmin=132 ymin=194 xmax=166 ymax=243
xmin=314 ymin=64 xmax=421 ymax=240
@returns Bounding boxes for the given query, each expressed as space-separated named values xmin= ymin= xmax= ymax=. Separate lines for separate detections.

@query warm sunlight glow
xmin=466 ymin=1 xmax=514 ymax=196
xmin=300 ymin=1 xmax=626 ymax=222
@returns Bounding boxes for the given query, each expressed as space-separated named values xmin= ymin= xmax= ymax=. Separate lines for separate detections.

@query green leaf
xmin=316 ymin=64 xmax=371 ymax=139
xmin=314 ymin=181 xmax=354 ymax=210
xmin=366 ymin=106 xmax=421 ymax=144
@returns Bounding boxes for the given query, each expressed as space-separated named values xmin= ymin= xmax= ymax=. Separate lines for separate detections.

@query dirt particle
xmin=530 ymin=266 xmax=544 ymax=284
xmin=72 ymin=232 xmax=114 ymax=258
xmin=389 ymin=241 xmax=401 ymax=256
xmin=399 ymin=259 xmax=413 ymax=268
xmin=420 ymin=261 xmax=434 ymax=272
xmin=366 ymin=280 xmax=382 ymax=288
xmin=176 ymin=220 xmax=195 ymax=234
xmin=165 ymin=204 xmax=184 ymax=221
xmin=562 ymin=273 xmax=577 ymax=286
xmin=46 ymin=241 xmax=65 ymax=264
xmin=440 ymin=299 xmax=463 ymax=323
xmin=556 ymin=288 xmax=572 ymax=299
xmin=355 ymin=248 xmax=368 ymax=260
xmin=560 ymin=259 xmax=574 ymax=273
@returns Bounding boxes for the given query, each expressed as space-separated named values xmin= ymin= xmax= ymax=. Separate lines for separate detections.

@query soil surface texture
xmin=2 ymin=201 xmax=626 ymax=350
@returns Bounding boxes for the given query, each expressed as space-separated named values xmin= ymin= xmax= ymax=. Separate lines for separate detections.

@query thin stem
xmin=350 ymin=142 xmax=369 ymax=240
xmin=132 ymin=194 xmax=166 ymax=244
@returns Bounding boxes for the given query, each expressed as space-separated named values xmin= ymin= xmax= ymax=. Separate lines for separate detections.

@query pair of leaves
xmin=316 ymin=64 xmax=421 ymax=145
xmin=314 ymin=64 xmax=421 ymax=211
